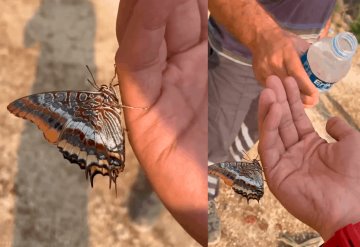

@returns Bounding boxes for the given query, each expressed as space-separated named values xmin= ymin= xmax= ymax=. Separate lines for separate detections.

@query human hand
xmin=250 ymin=29 xmax=318 ymax=107
xmin=258 ymin=75 xmax=360 ymax=241
xmin=115 ymin=0 xmax=207 ymax=245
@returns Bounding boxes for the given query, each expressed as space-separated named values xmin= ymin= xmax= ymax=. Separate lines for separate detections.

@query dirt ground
xmin=0 ymin=1 xmax=199 ymax=246
xmin=1 ymin=1 xmax=360 ymax=247
xmin=211 ymin=61 xmax=360 ymax=247
xmin=211 ymin=10 xmax=360 ymax=247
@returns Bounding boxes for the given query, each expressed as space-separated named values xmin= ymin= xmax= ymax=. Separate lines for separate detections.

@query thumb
xmin=326 ymin=117 xmax=355 ymax=141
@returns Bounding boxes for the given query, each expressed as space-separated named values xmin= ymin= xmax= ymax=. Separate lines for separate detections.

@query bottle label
xmin=301 ymin=51 xmax=333 ymax=91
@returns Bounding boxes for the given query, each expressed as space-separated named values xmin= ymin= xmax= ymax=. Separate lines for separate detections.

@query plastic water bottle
xmin=301 ymin=32 xmax=358 ymax=91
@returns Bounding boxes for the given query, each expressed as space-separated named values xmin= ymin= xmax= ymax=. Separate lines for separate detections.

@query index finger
xmin=283 ymin=77 xmax=315 ymax=138
xmin=116 ymin=0 xmax=138 ymax=44
xmin=285 ymin=51 xmax=319 ymax=106
xmin=115 ymin=0 xmax=184 ymax=109
xmin=116 ymin=0 xmax=180 ymax=67
xmin=198 ymin=0 xmax=207 ymax=40
xmin=258 ymin=89 xmax=283 ymax=172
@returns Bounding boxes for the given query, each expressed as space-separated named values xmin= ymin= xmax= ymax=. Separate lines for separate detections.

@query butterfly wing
xmin=232 ymin=161 xmax=264 ymax=201
xmin=7 ymin=91 xmax=125 ymax=186
xmin=208 ymin=160 xmax=264 ymax=201
xmin=208 ymin=162 xmax=238 ymax=187
xmin=7 ymin=92 xmax=72 ymax=144
xmin=58 ymin=97 xmax=125 ymax=186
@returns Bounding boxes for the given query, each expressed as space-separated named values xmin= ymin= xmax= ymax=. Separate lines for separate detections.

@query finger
xmin=285 ymin=51 xmax=319 ymax=106
xmin=283 ymin=77 xmax=315 ymax=138
xmin=198 ymin=0 xmax=207 ymax=40
xmin=258 ymin=86 xmax=283 ymax=165
xmin=117 ymin=0 xmax=176 ymax=67
xmin=266 ymin=75 xmax=300 ymax=148
xmin=326 ymin=117 xmax=356 ymax=141
xmin=272 ymin=66 xmax=288 ymax=82
xmin=291 ymin=36 xmax=311 ymax=55
xmin=115 ymin=0 xmax=180 ymax=108
xmin=270 ymin=57 xmax=288 ymax=82
xmin=258 ymin=88 xmax=276 ymax=132
xmin=253 ymin=61 xmax=273 ymax=86
xmin=258 ymin=101 xmax=283 ymax=172
xmin=116 ymin=0 xmax=138 ymax=44
xmin=166 ymin=0 xmax=202 ymax=56
xmin=300 ymin=93 xmax=319 ymax=107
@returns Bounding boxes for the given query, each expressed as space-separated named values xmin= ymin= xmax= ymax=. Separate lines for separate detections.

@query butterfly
xmin=208 ymin=158 xmax=264 ymax=202
xmin=7 ymin=67 xmax=140 ymax=191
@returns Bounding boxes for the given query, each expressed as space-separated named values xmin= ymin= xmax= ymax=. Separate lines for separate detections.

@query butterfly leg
xmin=110 ymin=64 xmax=117 ymax=86
xmin=119 ymin=104 xmax=150 ymax=110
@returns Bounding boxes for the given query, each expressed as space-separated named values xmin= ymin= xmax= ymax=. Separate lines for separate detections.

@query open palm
xmin=115 ymin=0 xmax=207 ymax=245
xmin=258 ymin=76 xmax=360 ymax=240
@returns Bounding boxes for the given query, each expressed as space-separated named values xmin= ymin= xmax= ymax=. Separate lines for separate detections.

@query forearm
xmin=209 ymin=0 xmax=281 ymax=52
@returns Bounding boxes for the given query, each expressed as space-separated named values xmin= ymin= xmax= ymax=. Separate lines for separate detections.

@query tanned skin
xmin=209 ymin=0 xmax=319 ymax=107
xmin=115 ymin=0 xmax=207 ymax=245
xmin=259 ymin=76 xmax=360 ymax=241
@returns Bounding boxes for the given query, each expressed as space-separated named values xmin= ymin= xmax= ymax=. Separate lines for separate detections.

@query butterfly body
xmin=208 ymin=159 xmax=264 ymax=202
xmin=7 ymin=84 xmax=125 ymax=187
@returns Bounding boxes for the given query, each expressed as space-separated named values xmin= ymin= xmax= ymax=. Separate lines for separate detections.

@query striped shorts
xmin=208 ymin=47 xmax=261 ymax=199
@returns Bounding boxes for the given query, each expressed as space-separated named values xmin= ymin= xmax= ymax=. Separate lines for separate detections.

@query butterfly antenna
xmin=110 ymin=65 xmax=148 ymax=110
xmin=86 ymin=65 xmax=99 ymax=90
xmin=120 ymin=104 xmax=149 ymax=110
xmin=110 ymin=64 xmax=117 ymax=86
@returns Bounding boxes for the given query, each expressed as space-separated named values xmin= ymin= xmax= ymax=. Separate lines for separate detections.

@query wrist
xmin=319 ymin=211 xmax=360 ymax=241
xmin=323 ymin=222 xmax=360 ymax=246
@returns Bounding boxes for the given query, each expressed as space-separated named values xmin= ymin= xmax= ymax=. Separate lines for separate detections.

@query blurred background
xmin=211 ymin=0 xmax=360 ymax=246
xmin=2 ymin=0 xmax=360 ymax=246
xmin=0 ymin=0 xmax=199 ymax=246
